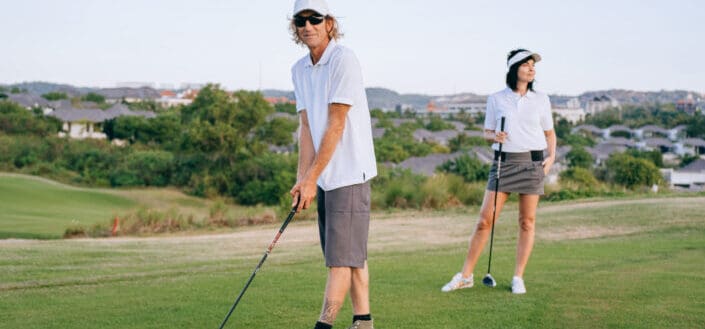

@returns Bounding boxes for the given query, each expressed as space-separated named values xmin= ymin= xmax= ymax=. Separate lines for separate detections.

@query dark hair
xmin=505 ymin=49 xmax=535 ymax=92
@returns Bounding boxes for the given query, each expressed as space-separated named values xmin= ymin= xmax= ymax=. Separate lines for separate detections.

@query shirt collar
xmin=503 ymin=87 xmax=536 ymax=99
xmin=304 ymin=39 xmax=338 ymax=67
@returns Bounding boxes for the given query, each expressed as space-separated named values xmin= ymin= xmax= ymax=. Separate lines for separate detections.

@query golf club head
xmin=482 ymin=274 xmax=497 ymax=287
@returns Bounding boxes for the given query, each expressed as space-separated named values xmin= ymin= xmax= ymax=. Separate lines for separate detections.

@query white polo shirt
xmin=484 ymin=88 xmax=554 ymax=152
xmin=291 ymin=40 xmax=377 ymax=191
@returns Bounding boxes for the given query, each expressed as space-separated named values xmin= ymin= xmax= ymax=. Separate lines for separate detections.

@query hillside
xmin=0 ymin=174 xmax=281 ymax=239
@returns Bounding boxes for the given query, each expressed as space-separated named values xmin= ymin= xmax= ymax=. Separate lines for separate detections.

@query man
xmin=288 ymin=0 xmax=377 ymax=328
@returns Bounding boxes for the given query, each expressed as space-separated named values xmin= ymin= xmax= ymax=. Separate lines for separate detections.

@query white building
xmin=585 ymin=95 xmax=620 ymax=115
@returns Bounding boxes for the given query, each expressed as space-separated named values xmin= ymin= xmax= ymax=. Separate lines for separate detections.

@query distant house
xmin=586 ymin=144 xmax=629 ymax=165
xmin=668 ymin=125 xmax=688 ymax=141
xmin=571 ymin=124 xmax=604 ymax=139
xmin=155 ymin=89 xmax=198 ymax=107
xmin=638 ymin=138 xmax=674 ymax=153
xmin=448 ymin=121 xmax=466 ymax=131
xmin=661 ymin=158 xmax=705 ymax=190
xmin=675 ymin=94 xmax=697 ymax=114
xmin=675 ymin=138 xmax=705 ymax=156
xmin=372 ymin=128 xmax=386 ymax=139
xmin=97 ymin=87 xmax=160 ymax=103
xmin=585 ymin=95 xmax=619 ymax=115
xmin=553 ymin=106 xmax=585 ymax=124
xmin=605 ymin=124 xmax=632 ymax=138
xmin=7 ymin=93 xmax=53 ymax=114
xmin=397 ymin=152 xmax=471 ymax=176
xmin=552 ymin=98 xmax=585 ymax=124
xmin=48 ymin=103 xmax=155 ymax=139
xmin=412 ymin=129 xmax=460 ymax=146
xmin=634 ymin=125 xmax=669 ymax=139
xmin=264 ymin=96 xmax=295 ymax=105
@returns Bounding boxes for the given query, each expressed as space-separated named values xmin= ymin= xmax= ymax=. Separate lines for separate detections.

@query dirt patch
xmin=538 ymin=226 xmax=644 ymax=241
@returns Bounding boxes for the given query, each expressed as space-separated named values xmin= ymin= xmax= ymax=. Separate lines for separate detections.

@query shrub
xmin=110 ymin=150 xmax=175 ymax=187
xmin=438 ymin=155 xmax=490 ymax=182
xmin=560 ymin=167 xmax=599 ymax=188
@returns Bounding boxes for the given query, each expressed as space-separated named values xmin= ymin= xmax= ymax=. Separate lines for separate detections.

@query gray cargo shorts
xmin=316 ymin=181 xmax=371 ymax=268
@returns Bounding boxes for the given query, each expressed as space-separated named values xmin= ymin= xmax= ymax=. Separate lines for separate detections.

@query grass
xmin=0 ymin=174 xmax=136 ymax=239
xmin=0 ymin=173 xmax=286 ymax=239
xmin=1 ymin=196 xmax=704 ymax=328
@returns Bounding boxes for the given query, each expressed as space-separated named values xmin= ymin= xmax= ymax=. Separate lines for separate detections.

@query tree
xmin=274 ymin=102 xmax=297 ymax=114
xmin=560 ymin=167 xmax=599 ymax=188
xmin=563 ymin=133 xmax=596 ymax=147
xmin=625 ymin=149 xmax=663 ymax=168
xmin=554 ymin=116 xmax=572 ymax=140
xmin=448 ymin=133 xmax=487 ymax=152
xmin=566 ymin=146 xmax=594 ymax=169
xmin=583 ymin=109 xmax=621 ymax=128
xmin=110 ymin=150 xmax=175 ymax=187
xmin=686 ymin=113 xmax=705 ymax=139
xmin=257 ymin=117 xmax=298 ymax=146
xmin=42 ymin=92 xmax=68 ymax=101
xmin=604 ymin=153 xmax=661 ymax=189
xmin=232 ymin=153 xmax=297 ymax=205
xmin=438 ymin=155 xmax=490 ymax=182
xmin=82 ymin=92 xmax=105 ymax=104
xmin=0 ymin=101 xmax=61 ymax=136
xmin=425 ymin=115 xmax=454 ymax=131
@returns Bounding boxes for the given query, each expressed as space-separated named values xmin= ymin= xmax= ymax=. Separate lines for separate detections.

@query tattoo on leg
xmin=319 ymin=299 xmax=343 ymax=324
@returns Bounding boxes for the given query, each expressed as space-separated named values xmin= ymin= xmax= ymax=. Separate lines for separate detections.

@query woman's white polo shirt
xmin=291 ymin=40 xmax=377 ymax=191
xmin=484 ymin=88 xmax=554 ymax=152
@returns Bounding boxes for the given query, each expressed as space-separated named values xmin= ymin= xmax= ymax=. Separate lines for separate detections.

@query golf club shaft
xmin=487 ymin=116 xmax=505 ymax=275
xmin=218 ymin=206 xmax=298 ymax=329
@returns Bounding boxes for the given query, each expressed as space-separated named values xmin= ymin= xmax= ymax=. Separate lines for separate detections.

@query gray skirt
xmin=486 ymin=152 xmax=545 ymax=195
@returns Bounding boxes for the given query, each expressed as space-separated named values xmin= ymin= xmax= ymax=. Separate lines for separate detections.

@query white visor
xmin=507 ymin=51 xmax=541 ymax=69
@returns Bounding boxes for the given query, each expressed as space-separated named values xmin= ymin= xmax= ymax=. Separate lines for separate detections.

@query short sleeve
xmin=540 ymin=95 xmax=554 ymax=131
xmin=328 ymin=51 xmax=362 ymax=106
xmin=484 ymin=95 xmax=497 ymax=130
xmin=291 ymin=66 xmax=306 ymax=112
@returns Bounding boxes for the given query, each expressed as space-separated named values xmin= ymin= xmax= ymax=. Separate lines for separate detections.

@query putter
xmin=483 ymin=116 xmax=505 ymax=288
xmin=217 ymin=199 xmax=299 ymax=329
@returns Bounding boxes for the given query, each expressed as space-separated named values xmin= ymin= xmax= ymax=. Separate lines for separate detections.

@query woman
xmin=441 ymin=49 xmax=556 ymax=294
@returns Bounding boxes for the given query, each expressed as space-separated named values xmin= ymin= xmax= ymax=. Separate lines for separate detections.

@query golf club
xmin=217 ymin=198 xmax=299 ymax=329
xmin=482 ymin=116 xmax=505 ymax=288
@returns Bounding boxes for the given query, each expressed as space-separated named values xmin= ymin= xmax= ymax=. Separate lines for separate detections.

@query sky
xmin=2 ymin=0 xmax=704 ymax=96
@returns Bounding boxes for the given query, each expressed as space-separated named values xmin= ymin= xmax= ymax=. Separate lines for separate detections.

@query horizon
xmin=3 ymin=80 xmax=704 ymax=99
xmin=2 ymin=0 xmax=704 ymax=95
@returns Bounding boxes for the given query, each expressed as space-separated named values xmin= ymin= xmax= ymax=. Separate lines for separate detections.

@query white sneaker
xmin=511 ymin=276 xmax=526 ymax=294
xmin=441 ymin=273 xmax=473 ymax=292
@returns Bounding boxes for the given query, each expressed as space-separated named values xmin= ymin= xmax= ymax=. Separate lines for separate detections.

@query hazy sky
xmin=2 ymin=0 xmax=703 ymax=95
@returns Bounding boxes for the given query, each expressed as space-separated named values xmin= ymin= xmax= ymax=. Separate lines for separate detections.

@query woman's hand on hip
xmin=542 ymin=155 xmax=555 ymax=175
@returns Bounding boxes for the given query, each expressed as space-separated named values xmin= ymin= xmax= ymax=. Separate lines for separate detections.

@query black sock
xmin=353 ymin=314 xmax=372 ymax=323
xmin=314 ymin=321 xmax=332 ymax=329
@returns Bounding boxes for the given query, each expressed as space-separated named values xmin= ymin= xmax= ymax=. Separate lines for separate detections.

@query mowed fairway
xmin=0 ymin=174 xmax=276 ymax=239
xmin=0 ymin=174 xmax=136 ymax=239
xmin=1 ymin=196 xmax=704 ymax=328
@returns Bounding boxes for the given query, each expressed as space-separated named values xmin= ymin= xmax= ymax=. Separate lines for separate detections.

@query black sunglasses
xmin=293 ymin=14 xmax=325 ymax=28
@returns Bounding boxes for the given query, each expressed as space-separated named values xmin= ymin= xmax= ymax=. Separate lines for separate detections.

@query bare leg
xmin=349 ymin=261 xmax=370 ymax=315
xmin=461 ymin=190 xmax=510 ymax=277
xmin=515 ymin=194 xmax=539 ymax=277
xmin=319 ymin=267 xmax=351 ymax=325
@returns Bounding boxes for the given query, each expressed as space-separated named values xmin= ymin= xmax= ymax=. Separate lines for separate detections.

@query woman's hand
xmin=494 ymin=131 xmax=508 ymax=144
xmin=542 ymin=155 xmax=555 ymax=175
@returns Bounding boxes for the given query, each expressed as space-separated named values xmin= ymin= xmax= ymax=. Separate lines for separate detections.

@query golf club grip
xmin=498 ymin=116 xmax=505 ymax=153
